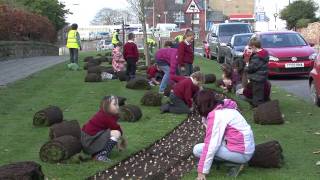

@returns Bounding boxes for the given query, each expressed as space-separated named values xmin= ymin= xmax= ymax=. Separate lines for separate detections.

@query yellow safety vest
xmin=112 ymin=32 xmax=119 ymax=45
xmin=66 ymin=30 xmax=79 ymax=49
xmin=147 ymin=38 xmax=156 ymax=46
xmin=175 ymin=35 xmax=184 ymax=42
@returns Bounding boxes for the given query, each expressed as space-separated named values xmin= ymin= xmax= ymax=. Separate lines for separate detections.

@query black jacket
xmin=245 ymin=49 xmax=269 ymax=82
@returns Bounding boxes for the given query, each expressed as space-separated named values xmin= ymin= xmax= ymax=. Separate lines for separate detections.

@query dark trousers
xmin=69 ymin=48 xmax=79 ymax=64
xmin=251 ymin=80 xmax=265 ymax=107
xmin=126 ymin=59 xmax=137 ymax=80
xmin=168 ymin=93 xmax=190 ymax=114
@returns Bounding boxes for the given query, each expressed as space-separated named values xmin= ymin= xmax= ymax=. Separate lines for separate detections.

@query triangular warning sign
xmin=185 ymin=0 xmax=200 ymax=13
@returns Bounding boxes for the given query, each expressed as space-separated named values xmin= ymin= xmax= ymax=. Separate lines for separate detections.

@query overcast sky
xmin=59 ymin=0 xmax=320 ymax=28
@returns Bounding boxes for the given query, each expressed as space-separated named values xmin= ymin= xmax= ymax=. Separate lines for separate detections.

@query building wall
xmin=208 ymin=0 xmax=254 ymax=16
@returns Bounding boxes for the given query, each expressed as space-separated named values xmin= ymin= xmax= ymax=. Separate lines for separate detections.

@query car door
xmin=225 ymin=36 xmax=235 ymax=64
xmin=209 ymin=25 xmax=219 ymax=57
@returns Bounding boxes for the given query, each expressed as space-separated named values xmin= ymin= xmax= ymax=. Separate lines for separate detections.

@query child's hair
xmin=190 ymin=71 xmax=205 ymax=84
xmin=128 ymin=33 xmax=135 ymax=40
xmin=194 ymin=90 xmax=222 ymax=116
xmin=100 ymin=95 xmax=119 ymax=114
xmin=221 ymin=64 xmax=232 ymax=79
xmin=249 ymin=37 xmax=261 ymax=48
xmin=184 ymin=29 xmax=195 ymax=39
xmin=164 ymin=41 xmax=173 ymax=48
xmin=71 ymin=23 xmax=78 ymax=30
xmin=116 ymin=42 xmax=123 ymax=47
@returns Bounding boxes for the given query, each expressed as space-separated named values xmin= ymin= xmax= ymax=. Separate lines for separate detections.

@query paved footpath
xmin=0 ymin=56 xmax=67 ymax=86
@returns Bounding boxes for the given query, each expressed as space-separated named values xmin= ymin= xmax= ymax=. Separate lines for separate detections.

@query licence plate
xmin=285 ymin=63 xmax=304 ymax=68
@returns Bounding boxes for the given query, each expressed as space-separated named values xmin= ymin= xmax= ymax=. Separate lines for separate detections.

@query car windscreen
xmin=219 ymin=24 xmax=251 ymax=37
xmin=261 ymin=33 xmax=307 ymax=48
xmin=233 ymin=35 xmax=252 ymax=46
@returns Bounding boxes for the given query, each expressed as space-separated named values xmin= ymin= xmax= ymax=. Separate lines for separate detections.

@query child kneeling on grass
xmin=147 ymin=63 xmax=163 ymax=86
xmin=160 ymin=71 xmax=204 ymax=114
xmin=81 ymin=96 xmax=127 ymax=162
xmin=193 ymin=90 xmax=255 ymax=179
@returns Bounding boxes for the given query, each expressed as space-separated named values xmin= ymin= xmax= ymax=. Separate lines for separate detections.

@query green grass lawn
xmin=0 ymin=52 xmax=319 ymax=179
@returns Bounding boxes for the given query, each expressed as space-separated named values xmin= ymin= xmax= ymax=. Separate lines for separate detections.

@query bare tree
xmin=91 ymin=8 xmax=136 ymax=25
xmin=127 ymin=0 xmax=151 ymax=67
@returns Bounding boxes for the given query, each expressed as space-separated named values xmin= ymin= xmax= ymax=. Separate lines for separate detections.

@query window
xmin=261 ymin=33 xmax=307 ymax=48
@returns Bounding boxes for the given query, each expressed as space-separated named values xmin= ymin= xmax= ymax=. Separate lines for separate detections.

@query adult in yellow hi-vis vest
xmin=112 ymin=29 xmax=120 ymax=48
xmin=66 ymin=23 xmax=81 ymax=64
xmin=147 ymin=37 xmax=156 ymax=55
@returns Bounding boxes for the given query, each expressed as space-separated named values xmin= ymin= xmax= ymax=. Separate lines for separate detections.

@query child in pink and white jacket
xmin=112 ymin=42 xmax=126 ymax=72
xmin=193 ymin=90 xmax=255 ymax=179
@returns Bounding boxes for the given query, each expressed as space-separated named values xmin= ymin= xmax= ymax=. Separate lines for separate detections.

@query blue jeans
xmin=158 ymin=64 xmax=170 ymax=93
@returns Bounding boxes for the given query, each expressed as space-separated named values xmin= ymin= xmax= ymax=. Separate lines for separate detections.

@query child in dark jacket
xmin=244 ymin=37 xmax=269 ymax=107
xmin=161 ymin=72 xmax=205 ymax=114
xmin=81 ymin=96 xmax=127 ymax=162
xmin=124 ymin=33 xmax=139 ymax=80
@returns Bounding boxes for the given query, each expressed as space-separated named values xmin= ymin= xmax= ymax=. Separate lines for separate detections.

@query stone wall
xmin=0 ymin=41 xmax=59 ymax=61
xmin=297 ymin=22 xmax=320 ymax=45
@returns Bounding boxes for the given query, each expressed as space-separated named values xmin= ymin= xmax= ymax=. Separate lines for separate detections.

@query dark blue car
xmin=224 ymin=33 xmax=253 ymax=64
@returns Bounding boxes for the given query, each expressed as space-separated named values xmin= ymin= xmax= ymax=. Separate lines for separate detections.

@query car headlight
xmin=234 ymin=51 xmax=244 ymax=57
xmin=269 ymin=56 xmax=279 ymax=62
xmin=309 ymin=53 xmax=317 ymax=61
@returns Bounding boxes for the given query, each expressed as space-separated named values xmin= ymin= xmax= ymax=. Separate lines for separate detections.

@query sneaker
xmin=93 ymin=154 xmax=111 ymax=163
xmin=227 ymin=164 xmax=244 ymax=177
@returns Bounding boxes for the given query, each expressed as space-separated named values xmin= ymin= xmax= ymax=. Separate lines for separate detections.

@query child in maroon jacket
xmin=124 ymin=33 xmax=139 ymax=80
xmin=147 ymin=63 xmax=162 ymax=86
xmin=81 ymin=96 xmax=127 ymax=162
xmin=161 ymin=72 xmax=205 ymax=114
xmin=178 ymin=30 xmax=195 ymax=76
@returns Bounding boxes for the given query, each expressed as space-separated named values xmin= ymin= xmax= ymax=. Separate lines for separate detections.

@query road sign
xmin=185 ymin=0 xmax=200 ymax=14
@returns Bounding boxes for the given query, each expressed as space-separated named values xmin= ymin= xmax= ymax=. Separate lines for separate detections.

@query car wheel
xmin=310 ymin=81 xmax=320 ymax=107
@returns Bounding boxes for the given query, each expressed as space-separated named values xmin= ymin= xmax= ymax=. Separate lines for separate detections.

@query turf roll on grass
xmin=141 ymin=91 xmax=162 ymax=106
xmin=49 ymin=120 xmax=81 ymax=140
xmin=119 ymin=104 xmax=142 ymax=122
xmin=116 ymin=96 xmax=127 ymax=106
xmin=33 ymin=106 xmax=63 ymax=127
xmin=39 ymin=135 xmax=82 ymax=163
xmin=99 ymin=66 xmax=114 ymax=74
xmin=249 ymin=140 xmax=284 ymax=168
xmin=117 ymin=71 xmax=127 ymax=81
xmin=87 ymin=66 xmax=102 ymax=74
xmin=126 ymin=77 xmax=151 ymax=90
xmin=193 ymin=65 xmax=201 ymax=72
xmin=84 ymin=56 xmax=94 ymax=62
xmin=85 ymin=73 xmax=102 ymax=82
xmin=84 ymin=62 xmax=99 ymax=70
xmin=253 ymin=100 xmax=284 ymax=125
xmin=0 ymin=161 xmax=45 ymax=180
xmin=204 ymin=74 xmax=216 ymax=84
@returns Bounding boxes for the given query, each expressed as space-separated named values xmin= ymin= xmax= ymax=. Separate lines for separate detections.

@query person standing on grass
xmin=112 ymin=42 xmax=125 ymax=73
xmin=193 ymin=90 xmax=255 ymax=179
xmin=155 ymin=41 xmax=179 ymax=94
xmin=244 ymin=37 xmax=269 ymax=107
xmin=123 ymin=33 xmax=139 ymax=80
xmin=177 ymin=30 xmax=195 ymax=76
xmin=66 ymin=23 xmax=82 ymax=64
xmin=160 ymin=72 xmax=204 ymax=114
xmin=81 ymin=96 xmax=127 ymax=162
xmin=112 ymin=29 xmax=120 ymax=48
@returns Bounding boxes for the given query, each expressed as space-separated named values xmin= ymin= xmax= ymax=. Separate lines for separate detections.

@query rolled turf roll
xmin=33 ymin=106 xmax=63 ymax=127
xmin=100 ymin=66 xmax=115 ymax=74
xmin=126 ymin=77 xmax=151 ymax=90
xmin=84 ymin=56 xmax=94 ymax=62
xmin=85 ymin=73 xmax=102 ymax=82
xmin=204 ymin=74 xmax=216 ymax=84
xmin=39 ymin=135 xmax=82 ymax=163
xmin=49 ymin=120 xmax=81 ymax=140
xmin=193 ymin=65 xmax=201 ymax=73
xmin=87 ymin=66 xmax=102 ymax=74
xmin=0 ymin=161 xmax=45 ymax=180
xmin=141 ymin=91 xmax=162 ymax=106
xmin=253 ymin=100 xmax=284 ymax=125
xmin=249 ymin=140 xmax=284 ymax=168
xmin=117 ymin=96 xmax=127 ymax=106
xmin=84 ymin=62 xmax=99 ymax=70
xmin=119 ymin=104 xmax=142 ymax=122
xmin=117 ymin=71 xmax=127 ymax=81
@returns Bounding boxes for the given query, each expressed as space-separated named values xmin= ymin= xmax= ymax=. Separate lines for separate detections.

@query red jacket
xmin=173 ymin=78 xmax=199 ymax=107
xmin=177 ymin=41 xmax=194 ymax=66
xmin=123 ymin=41 xmax=139 ymax=61
xmin=82 ymin=109 xmax=122 ymax=136
xmin=147 ymin=65 xmax=159 ymax=79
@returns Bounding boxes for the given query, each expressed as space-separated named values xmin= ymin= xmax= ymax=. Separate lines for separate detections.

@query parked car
xmin=207 ymin=23 xmax=253 ymax=63
xmin=253 ymin=31 xmax=317 ymax=76
xmin=309 ymin=53 xmax=320 ymax=106
xmin=224 ymin=33 xmax=253 ymax=64
xmin=96 ymin=39 xmax=113 ymax=51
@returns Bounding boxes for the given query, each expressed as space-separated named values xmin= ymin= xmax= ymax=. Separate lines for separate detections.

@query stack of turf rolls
xmin=0 ymin=161 xmax=45 ymax=179
xmin=126 ymin=77 xmax=151 ymax=90
xmin=119 ymin=104 xmax=142 ymax=122
xmin=141 ymin=91 xmax=162 ymax=106
xmin=33 ymin=106 xmax=63 ymax=127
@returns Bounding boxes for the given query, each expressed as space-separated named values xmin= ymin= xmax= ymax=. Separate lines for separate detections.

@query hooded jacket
xmin=245 ymin=49 xmax=269 ymax=82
